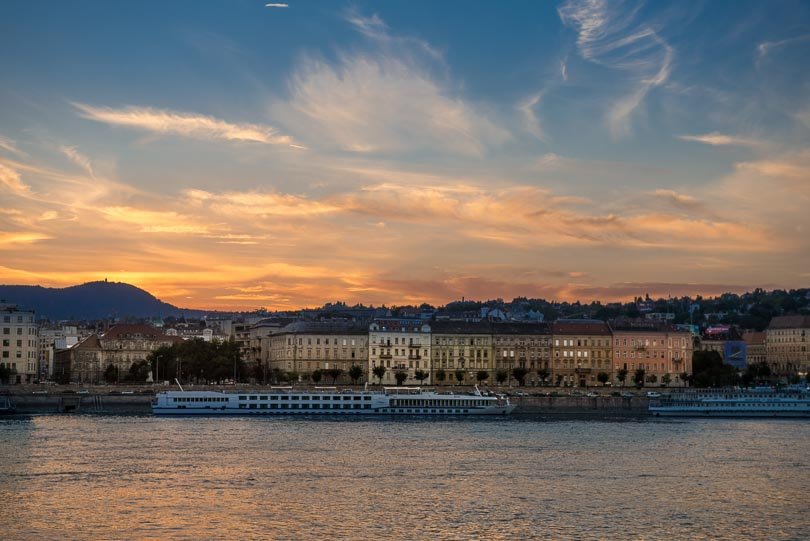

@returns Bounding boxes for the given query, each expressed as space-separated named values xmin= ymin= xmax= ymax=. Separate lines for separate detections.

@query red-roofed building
xmin=53 ymin=324 xmax=183 ymax=383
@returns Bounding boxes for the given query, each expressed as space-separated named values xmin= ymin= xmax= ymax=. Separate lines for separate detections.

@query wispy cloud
xmin=0 ymin=136 xmax=26 ymax=157
xmin=72 ymin=102 xmax=298 ymax=147
xmin=0 ymin=232 xmax=52 ymax=247
xmin=274 ymin=53 xmax=510 ymax=156
xmin=518 ymin=92 xmax=546 ymax=140
xmin=0 ymin=162 xmax=31 ymax=195
xmin=59 ymin=145 xmax=95 ymax=177
xmin=344 ymin=9 xmax=441 ymax=59
xmin=265 ymin=3 xmax=288 ymax=8
xmin=558 ymin=0 xmax=673 ymax=138
xmin=677 ymin=132 xmax=761 ymax=148
xmin=756 ymin=33 xmax=810 ymax=59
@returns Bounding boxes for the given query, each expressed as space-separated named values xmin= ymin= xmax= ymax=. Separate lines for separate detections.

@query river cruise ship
xmin=649 ymin=387 xmax=810 ymax=417
xmin=152 ymin=386 xmax=516 ymax=416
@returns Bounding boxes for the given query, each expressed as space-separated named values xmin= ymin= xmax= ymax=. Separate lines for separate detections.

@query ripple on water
xmin=0 ymin=415 xmax=808 ymax=540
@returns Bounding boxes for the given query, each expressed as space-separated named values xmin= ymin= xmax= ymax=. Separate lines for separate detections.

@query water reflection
xmin=0 ymin=416 xmax=808 ymax=540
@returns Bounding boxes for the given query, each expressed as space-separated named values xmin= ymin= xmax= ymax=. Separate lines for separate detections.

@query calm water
xmin=1 ymin=415 xmax=808 ymax=540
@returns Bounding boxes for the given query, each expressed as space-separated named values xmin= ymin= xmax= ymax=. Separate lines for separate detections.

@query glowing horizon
xmin=2 ymin=1 xmax=808 ymax=312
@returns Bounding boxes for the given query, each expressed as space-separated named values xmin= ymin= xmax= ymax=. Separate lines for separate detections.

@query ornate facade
xmin=368 ymin=318 xmax=431 ymax=385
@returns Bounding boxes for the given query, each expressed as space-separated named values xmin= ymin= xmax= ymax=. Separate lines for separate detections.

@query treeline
xmin=143 ymin=338 xmax=245 ymax=384
xmin=688 ymin=350 xmax=808 ymax=388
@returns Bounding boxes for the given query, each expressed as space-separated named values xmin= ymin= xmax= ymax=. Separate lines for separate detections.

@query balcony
xmin=408 ymin=355 xmax=421 ymax=360
xmin=407 ymin=343 xmax=421 ymax=348
xmin=635 ymin=345 xmax=647 ymax=351
xmin=379 ymin=354 xmax=392 ymax=360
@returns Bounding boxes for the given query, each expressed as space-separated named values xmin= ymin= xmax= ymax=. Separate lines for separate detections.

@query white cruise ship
xmin=649 ymin=387 xmax=810 ymax=417
xmin=152 ymin=386 xmax=516 ymax=416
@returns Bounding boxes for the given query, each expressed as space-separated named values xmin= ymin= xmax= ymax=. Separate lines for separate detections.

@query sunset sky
xmin=1 ymin=0 xmax=809 ymax=310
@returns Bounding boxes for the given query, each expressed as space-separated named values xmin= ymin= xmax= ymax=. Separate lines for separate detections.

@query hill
xmin=0 ymin=281 xmax=207 ymax=320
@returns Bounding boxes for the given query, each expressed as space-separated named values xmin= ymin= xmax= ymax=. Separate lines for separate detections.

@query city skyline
xmin=2 ymin=1 xmax=809 ymax=311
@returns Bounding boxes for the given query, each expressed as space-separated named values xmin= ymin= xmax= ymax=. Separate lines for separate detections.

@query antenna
xmin=175 ymin=378 xmax=184 ymax=392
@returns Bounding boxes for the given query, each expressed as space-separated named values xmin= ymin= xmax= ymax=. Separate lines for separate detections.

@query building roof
xmin=74 ymin=334 xmax=102 ymax=350
xmin=768 ymin=315 xmax=810 ymax=330
xmin=552 ymin=320 xmax=611 ymax=336
xmin=277 ymin=321 xmax=368 ymax=335
xmin=490 ymin=322 xmax=551 ymax=335
xmin=743 ymin=331 xmax=766 ymax=345
xmin=609 ymin=319 xmax=675 ymax=333
xmin=102 ymin=324 xmax=183 ymax=343
xmin=430 ymin=320 xmax=493 ymax=334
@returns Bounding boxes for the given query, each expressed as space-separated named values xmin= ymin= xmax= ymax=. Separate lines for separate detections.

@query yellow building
xmin=551 ymin=319 xmax=612 ymax=387
xmin=269 ymin=321 xmax=368 ymax=383
xmin=491 ymin=322 xmax=552 ymax=385
xmin=766 ymin=315 xmax=810 ymax=377
xmin=430 ymin=321 xmax=493 ymax=385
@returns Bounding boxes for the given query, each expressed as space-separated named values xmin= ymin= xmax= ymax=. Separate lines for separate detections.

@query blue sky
xmin=1 ymin=0 xmax=808 ymax=309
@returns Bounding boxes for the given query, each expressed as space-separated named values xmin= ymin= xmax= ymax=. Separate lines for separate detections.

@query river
xmin=1 ymin=415 xmax=807 ymax=540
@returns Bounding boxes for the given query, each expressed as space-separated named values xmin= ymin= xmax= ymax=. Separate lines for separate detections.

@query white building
xmin=368 ymin=318 xmax=432 ymax=385
xmin=39 ymin=325 xmax=80 ymax=380
xmin=1 ymin=303 xmax=39 ymax=383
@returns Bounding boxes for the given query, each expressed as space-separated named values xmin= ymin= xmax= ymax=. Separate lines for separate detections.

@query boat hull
xmin=153 ymin=405 xmax=516 ymax=416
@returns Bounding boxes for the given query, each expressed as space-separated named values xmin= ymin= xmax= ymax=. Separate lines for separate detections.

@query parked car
xmin=620 ymin=391 xmax=634 ymax=398
xmin=586 ymin=392 xmax=600 ymax=397
xmin=646 ymin=391 xmax=662 ymax=398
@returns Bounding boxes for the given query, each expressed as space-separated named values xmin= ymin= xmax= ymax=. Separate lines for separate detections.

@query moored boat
xmin=152 ymin=385 xmax=516 ymax=416
xmin=649 ymin=386 xmax=810 ymax=417
xmin=0 ymin=395 xmax=16 ymax=415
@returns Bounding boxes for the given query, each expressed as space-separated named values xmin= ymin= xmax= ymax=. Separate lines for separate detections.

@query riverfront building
xmin=491 ymin=322 xmax=552 ymax=385
xmin=430 ymin=321 xmax=494 ymax=385
xmin=766 ymin=315 xmax=810 ymax=377
xmin=610 ymin=321 xmax=693 ymax=386
xmin=0 ymin=303 xmax=39 ymax=384
xmin=268 ymin=321 xmax=368 ymax=383
xmin=368 ymin=318 xmax=431 ymax=385
xmin=743 ymin=331 xmax=767 ymax=365
xmin=53 ymin=324 xmax=182 ymax=383
xmin=551 ymin=319 xmax=613 ymax=387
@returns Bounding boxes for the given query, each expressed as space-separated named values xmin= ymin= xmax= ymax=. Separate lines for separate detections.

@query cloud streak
xmin=558 ymin=0 xmax=673 ymax=137
xmin=73 ymin=102 xmax=298 ymax=146
xmin=677 ymin=133 xmax=761 ymax=147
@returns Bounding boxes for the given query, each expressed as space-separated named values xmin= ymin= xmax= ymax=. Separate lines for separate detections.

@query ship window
xmin=364 ymin=396 xmax=371 ymax=401
xmin=281 ymin=396 xmax=289 ymax=400
xmin=301 ymin=396 xmax=309 ymax=400
xmin=302 ymin=404 xmax=309 ymax=409
xmin=249 ymin=404 xmax=257 ymax=409
xmin=291 ymin=404 xmax=299 ymax=409
xmin=260 ymin=396 xmax=268 ymax=400
xmin=260 ymin=404 xmax=267 ymax=409
xmin=250 ymin=396 xmax=258 ymax=400
xmin=363 ymin=404 xmax=371 ymax=409
xmin=239 ymin=404 xmax=246 ymax=409
xmin=271 ymin=404 xmax=278 ymax=409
